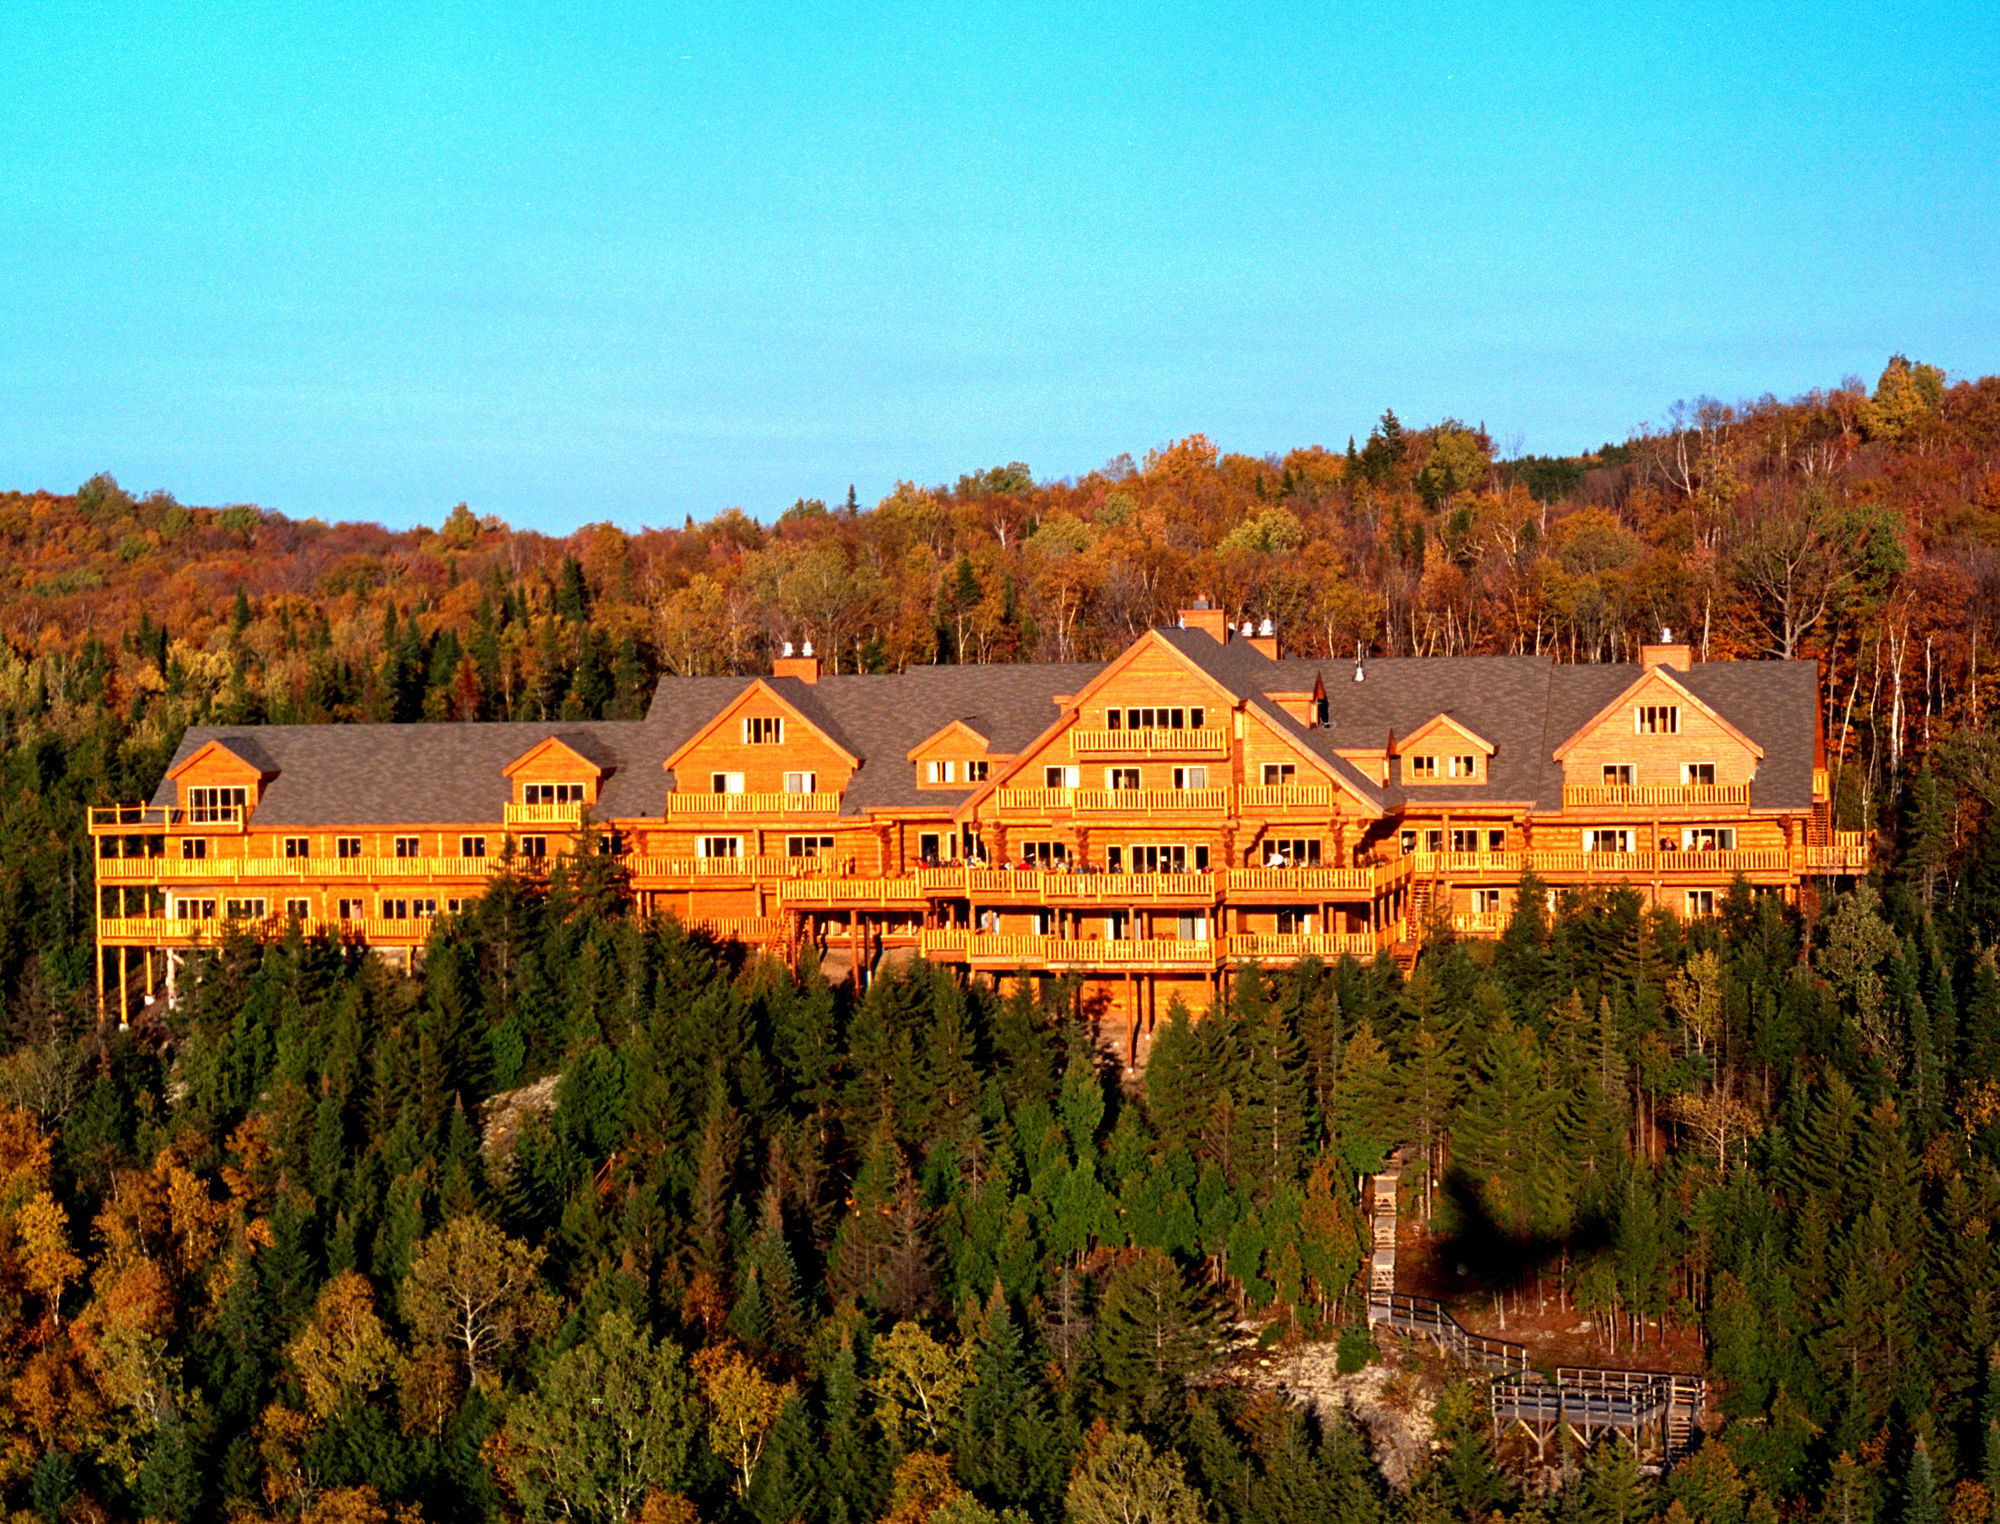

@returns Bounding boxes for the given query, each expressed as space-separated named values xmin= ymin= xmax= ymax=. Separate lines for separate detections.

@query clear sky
xmin=1 ymin=2 xmax=1994 ymax=532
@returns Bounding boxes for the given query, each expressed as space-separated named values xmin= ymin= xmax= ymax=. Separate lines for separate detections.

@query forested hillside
xmin=0 ymin=359 xmax=1995 ymax=1521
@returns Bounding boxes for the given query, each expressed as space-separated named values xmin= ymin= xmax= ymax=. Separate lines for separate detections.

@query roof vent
xmin=1354 ymin=642 xmax=1366 ymax=682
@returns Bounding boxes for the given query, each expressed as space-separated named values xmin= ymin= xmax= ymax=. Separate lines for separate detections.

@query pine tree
xmin=953 ymin=1289 xmax=1067 ymax=1517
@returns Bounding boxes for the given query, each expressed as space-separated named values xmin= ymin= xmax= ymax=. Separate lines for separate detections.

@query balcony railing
xmin=664 ymin=792 xmax=842 ymax=816
xmin=778 ymin=877 xmax=926 ymax=907
xmin=1451 ymin=911 xmax=1506 ymax=934
xmin=1408 ymin=851 xmax=1528 ymax=877
xmin=624 ymin=855 xmax=805 ymax=881
xmin=1226 ymin=866 xmax=1380 ymax=895
xmin=926 ymin=933 xmax=1223 ymax=968
xmin=504 ymin=801 xmax=589 ymax=827
xmin=988 ymin=787 xmax=1231 ymax=813
xmin=1237 ymin=784 xmax=1334 ymax=810
xmin=685 ymin=916 xmax=791 ymax=943
xmin=97 ymin=914 xmax=440 ymax=944
xmin=1068 ymin=728 xmax=1229 ymax=757
xmin=1525 ymin=848 xmax=1792 ymax=876
xmin=1044 ymin=871 xmax=1217 ymax=902
xmin=1561 ymin=783 xmax=1751 ymax=809
xmin=1806 ymin=841 xmax=1871 ymax=871
xmin=88 ymin=804 xmax=176 ymax=833
xmin=97 ymin=855 xmax=503 ymax=883
xmin=1226 ymin=932 xmax=1378 ymax=961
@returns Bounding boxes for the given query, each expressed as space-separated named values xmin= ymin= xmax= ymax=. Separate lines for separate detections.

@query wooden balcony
xmin=1561 ymin=783 xmax=1751 ymax=809
xmin=1526 ymin=848 xmax=1791 ymax=877
xmin=1044 ymin=871 xmax=1217 ymax=903
xmin=90 ymin=802 xmax=246 ymax=835
xmin=1068 ymin=728 xmax=1229 ymax=758
xmin=97 ymin=854 xmax=502 ymax=883
xmin=1806 ymin=838 xmax=1870 ymax=871
xmin=98 ymin=914 xmax=439 ymax=945
xmin=777 ymin=877 xmax=925 ymax=908
xmin=685 ymin=915 xmax=791 ymax=943
xmin=1408 ymin=851 xmax=1528 ymax=878
xmin=1225 ymin=932 xmax=1378 ymax=961
xmin=504 ymin=801 xmax=589 ymax=827
xmin=921 ymin=931 xmax=1222 ymax=969
xmin=987 ymin=787 xmax=1230 ymax=814
xmin=624 ymin=855 xmax=805 ymax=881
xmin=1237 ymin=784 xmax=1333 ymax=811
xmin=1451 ymin=911 xmax=1506 ymax=935
xmin=664 ymin=792 xmax=842 ymax=816
xmin=1226 ymin=866 xmax=1380 ymax=896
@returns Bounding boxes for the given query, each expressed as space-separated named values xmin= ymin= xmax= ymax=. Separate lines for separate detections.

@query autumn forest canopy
xmin=0 ymin=359 xmax=1995 ymax=1522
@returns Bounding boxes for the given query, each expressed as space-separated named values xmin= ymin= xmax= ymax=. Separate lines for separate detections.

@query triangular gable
xmin=1240 ymin=702 xmax=1382 ymax=814
xmin=1552 ymin=666 xmax=1764 ymax=761
xmin=503 ymin=735 xmax=612 ymax=779
xmin=167 ymin=738 xmax=273 ymax=783
xmin=1395 ymin=713 xmax=1496 ymax=756
xmin=905 ymin=718 xmax=990 ymax=763
xmin=662 ymin=679 xmax=861 ymax=773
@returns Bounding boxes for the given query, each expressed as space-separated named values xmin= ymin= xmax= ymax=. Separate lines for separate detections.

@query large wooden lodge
xmin=93 ymin=603 xmax=1865 ymax=1056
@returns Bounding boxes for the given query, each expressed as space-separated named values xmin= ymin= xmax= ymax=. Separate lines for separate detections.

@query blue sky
xmin=1 ymin=1 xmax=1994 ymax=532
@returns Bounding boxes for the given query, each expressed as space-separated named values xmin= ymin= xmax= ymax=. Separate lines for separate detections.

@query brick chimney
xmin=1178 ymin=599 xmax=1228 ymax=643
xmin=1641 ymin=628 xmax=1691 ymax=672
xmin=1247 ymin=617 xmax=1279 ymax=661
xmin=773 ymin=639 xmax=821 ymax=684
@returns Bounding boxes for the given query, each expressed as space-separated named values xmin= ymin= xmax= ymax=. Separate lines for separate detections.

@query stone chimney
xmin=774 ymin=638 xmax=821 ymax=684
xmin=1247 ymin=616 xmax=1279 ymax=661
xmin=1178 ymin=599 xmax=1229 ymax=643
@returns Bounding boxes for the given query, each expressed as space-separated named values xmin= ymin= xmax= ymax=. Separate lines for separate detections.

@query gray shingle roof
xmin=151 ymin=638 xmax=1817 ymax=826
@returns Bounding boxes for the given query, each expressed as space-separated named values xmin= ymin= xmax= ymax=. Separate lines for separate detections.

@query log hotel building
xmin=93 ymin=602 xmax=1865 ymax=1055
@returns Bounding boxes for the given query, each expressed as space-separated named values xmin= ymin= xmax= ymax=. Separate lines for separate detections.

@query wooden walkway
xmin=1362 ymin=1161 xmax=1704 ymax=1462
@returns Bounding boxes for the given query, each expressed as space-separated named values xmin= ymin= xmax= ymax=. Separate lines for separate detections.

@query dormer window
xmin=743 ymin=716 xmax=784 ymax=744
xmin=1407 ymin=756 xmax=1437 ymax=780
xmin=1448 ymin=755 xmax=1477 ymax=779
xmin=524 ymin=783 xmax=586 ymax=805
xmin=186 ymin=785 xmax=246 ymax=824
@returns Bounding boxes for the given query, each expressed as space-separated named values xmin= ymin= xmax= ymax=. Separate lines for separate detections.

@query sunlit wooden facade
xmin=93 ymin=606 xmax=1863 ymax=1056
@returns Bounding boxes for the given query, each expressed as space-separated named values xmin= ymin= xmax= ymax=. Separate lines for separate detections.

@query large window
xmin=786 ymin=834 xmax=835 ymax=858
xmin=1261 ymin=838 xmax=1320 ymax=866
xmin=1122 ymin=843 xmax=1207 ymax=874
xmin=697 ymin=836 xmax=743 ymax=859
xmin=743 ymin=716 xmax=784 ymax=744
xmin=224 ymin=898 xmax=267 ymax=921
xmin=1584 ymin=828 xmax=1635 ymax=853
xmin=1636 ymin=704 xmax=1680 ymax=734
xmin=174 ymin=897 xmax=217 ymax=919
xmin=1107 ymin=707 xmax=1203 ymax=730
xmin=186 ymin=785 xmax=246 ymax=823
xmin=1018 ymin=840 xmax=1067 ymax=866
xmin=525 ymin=782 xmax=586 ymax=805
xmin=519 ymin=836 xmax=548 ymax=859
xmin=1682 ymin=826 xmax=1737 ymax=851
xmin=1277 ymin=910 xmax=1315 ymax=934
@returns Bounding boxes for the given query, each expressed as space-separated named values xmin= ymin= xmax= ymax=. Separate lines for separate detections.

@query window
xmin=519 ymin=836 xmax=548 ymax=859
xmin=1173 ymin=766 xmax=1209 ymax=790
xmin=1448 ymin=755 xmax=1477 ymax=779
xmin=411 ymin=897 xmax=438 ymax=917
xmin=394 ymin=836 xmax=420 ymax=858
xmin=1450 ymin=828 xmax=1481 ymax=853
xmin=1019 ymin=840 xmax=1067 ymax=866
xmin=336 ymin=836 xmax=362 ymax=858
xmin=1583 ymin=828 xmax=1634 ymax=853
xmin=382 ymin=898 xmax=409 ymax=919
xmin=1315 ymin=696 xmax=1329 ymax=727
xmin=1125 ymin=843 xmax=1207 ymax=873
xmin=1174 ymin=913 xmax=1209 ymax=942
xmin=1682 ymin=762 xmax=1716 ymax=786
xmin=180 ymin=837 xmax=207 ymax=860
xmin=698 ymin=836 xmax=743 ymax=859
xmin=1261 ymin=838 xmax=1321 ymax=867
xmin=174 ymin=897 xmax=216 ymax=919
xmin=783 ymin=771 xmax=817 ymax=794
xmin=1400 ymin=830 xmax=1417 ymax=855
xmin=186 ymin=785 xmax=247 ymax=823
xmin=446 ymin=896 xmax=477 ymax=914
xmin=1407 ymin=755 xmax=1438 ymax=779
xmin=1262 ymin=763 xmax=1296 ymax=786
xmin=786 ymin=834 xmax=836 ymax=858
xmin=1488 ymin=829 xmax=1506 ymax=852
xmin=282 ymin=836 xmax=309 ymax=858
xmin=919 ymin=833 xmax=944 ymax=863
xmin=1636 ymin=704 xmax=1680 ymax=734
xmin=524 ymin=782 xmax=586 ymax=805
xmin=1044 ymin=766 xmax=1080 ymax=789
xmin=1681 ymin=826 xmax=1737 ymax=851
xmin=925 ymin=760 xmax=955 ymax=784
xmin=337 ymin=898 xmax=365 ymax=920
xmin=1472 ymin=888 xmax=1504 ymax=914
xmin=967 ymin=760 xmax=989 ymax=781
xmin=461 ymin=835 xmax=487 ymax=857
xmin=224 ymin=897 xmax=267 ymax=921
xmin=1114 ymin=707 xmax=1194 ymax=731
xmin=1277 ymin=910 xmax=1315 ymax=934
xmin=1106 ymin=767 xmax=1140 ymax=790
xmin=1602 ymin=764 xmax=1635 ymax=788
xmin=711 ymin=772 xmax=745 ymax=794
xmin=743 ymin=716 xmax=784 ymax=744
xmin=1106 ymin=846 xmax=1123 ymax=873
xmin=1685 ymin=889 xmax=1716 ymax=918
xmin=284 ymin=897 xmax=310 ymax=920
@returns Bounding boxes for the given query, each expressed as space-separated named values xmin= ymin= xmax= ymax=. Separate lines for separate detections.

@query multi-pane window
xmin=1685 ymin=889 xmax=1716 ymax=917
xmin=181 ymin=838 xmax=208 ymax=860
xmin=926 ymin=760 xmax=955 ymax=783
xmin=519 ymin=836 xmax=548 ymax=859
xmin=697 ymin=836 xmax=743 ymax=859
xmin=967 ymin=761 xmax=989 ymax=781
xmin=1019 ymin=840 xmax=1067 ymax=866
xmin=186 ymin=785 xmax=247 ymax=823
xmin=1407 ymin=755 xmax=1437 ymax=779
xmin=284 ymin=897 xmax=310 ymax=920
xmin=743 ymin=716 xmax=784 ymax=744
xmin=1105 ymin=767 xmax=1140 ymax=790
xmin=710 ymin=772 xmax=745 ymax=794
xmin=460 ymin=835 xmax=487 ymax=857
xmin=1399 ymin=830 xmax=1417 ymax=855
xmin=224 ymin=898 xmax=267 ymax=921
xmin=1173 ymin=766 xmax=1209 ymax=790
xmin=411 ymin=897 xmax=438 ymax=917
xmin=1682 ymin=762 xmax=1716 ymax=786
xmin=1636 ymin=704 xmax=1680 ymax=734
xmin=393 ymin=836 xmax=420 ymax=858
xmin=337 ymin=898 xmax=366 ymax=920
xmin=1107 ymin=707 xmax=1203 ymax=730
xmin=1261 ymin=838 xmax=1321 ymax=866
xmin=336 ymin=836 xmax=363 ymax=858
xmin=1488 ymin=828 xmax=1506 ymax=851
xmin=1121 ymin=843 xmax=1207 ymax=873
xmin=1602 ymin=764 xmax=1636 ymax=787
xmin=783 ymin=771 xmax=816 ymax=793
xmin=1262 ymin=763 xmax=1297 ymax=786
xmin=1448 ymin=755 xmax=1477 ymax=779
xmin=175 ymin=897 xmax=217 ymax=919
xmin=1276 ymin=909 xmax=1315 ymax=934
xmin=1682 ymin=826 xmax=1737 ymax=851
xmin=381 ymin=898 xmax=410 ymax=919
xmin=1472 ymin=888 xmax=1504 ymax=914
xmin=1044 ymin=766 xmax=1080 ymax=789
xmin=283 ymin=836 xmax=310 ymax=858
xmin=524 ymin=782 xmax=585 ymax=804
xmin=1583 ymin=828 xmax=1635 ymax=853
xmin=786 ymin=835 xmax=835 ymax=858
xmin=1450 ymin=828 xmax=1482 ymax=853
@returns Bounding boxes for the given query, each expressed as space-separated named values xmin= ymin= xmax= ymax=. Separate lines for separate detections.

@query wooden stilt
xmin=117 ymin=947 xmax=129 ymax=1029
